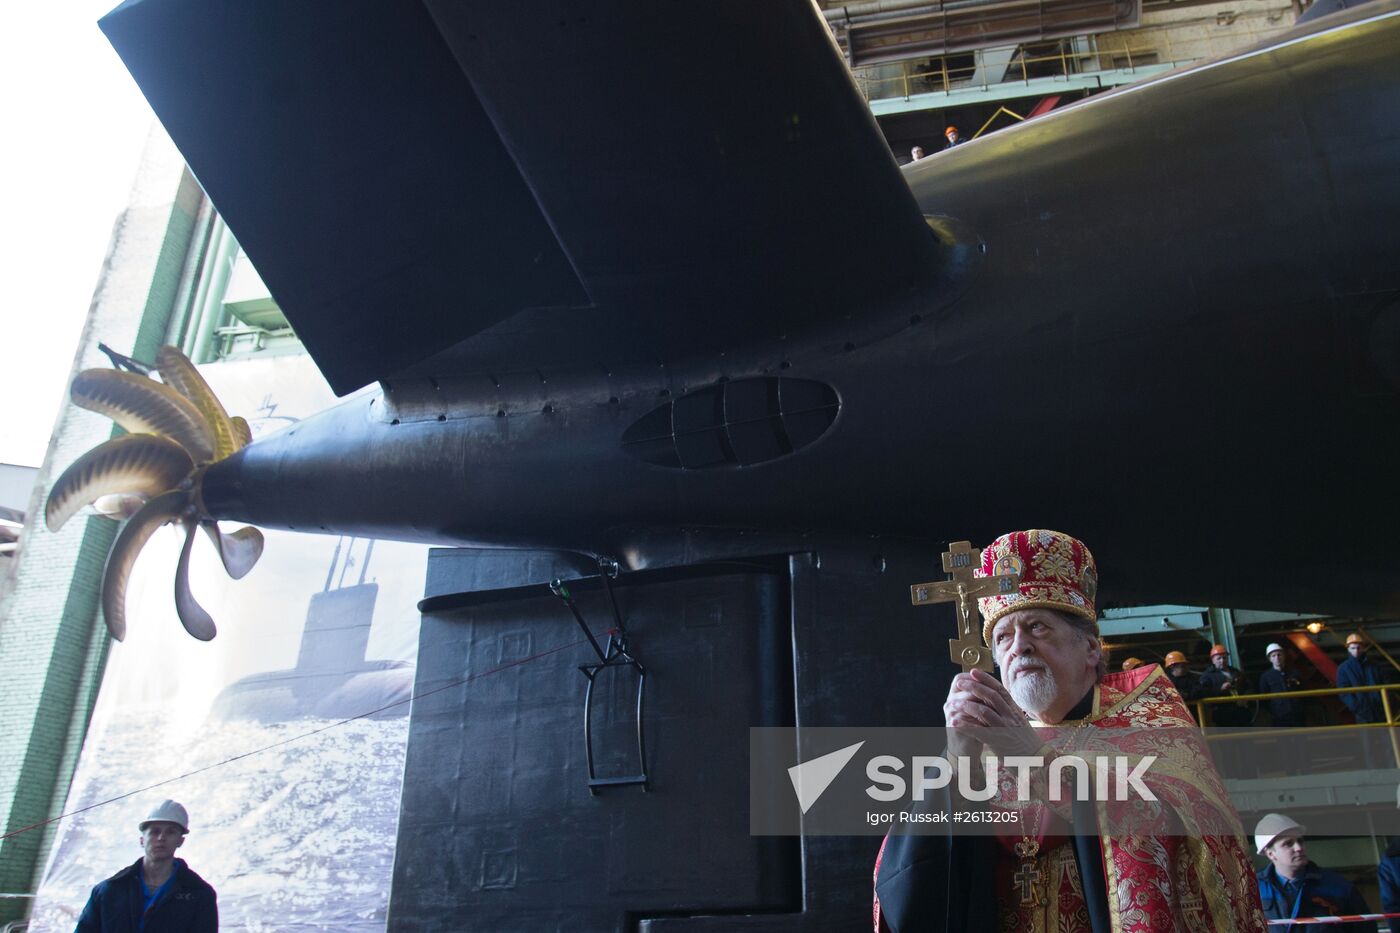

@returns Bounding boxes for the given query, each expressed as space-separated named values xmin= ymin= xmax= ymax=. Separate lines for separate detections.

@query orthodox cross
xmin=1013 ymin=834 xmax=1047 ymax=902
xmin=910 ymin=541 xmax=1020 ymax=672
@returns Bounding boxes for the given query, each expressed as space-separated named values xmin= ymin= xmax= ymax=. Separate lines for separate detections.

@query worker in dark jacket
xmin=1199 ymin=643 xmax=1252 ymax=727
xmin=1336 ymin=632 xmax=1392 ymax=723
xmin=1254 ymin=813 xmax=1376 ymax=932
xmin=1259 ymin=642 xmax=1306 ymax=727
xmin=1165 ymin=650 xmax=1202 ymax=720
xmin=1379 ymin=836 xmax=1400 ymax=915
xmin=76 ymin=799 xmax=217 ymax=933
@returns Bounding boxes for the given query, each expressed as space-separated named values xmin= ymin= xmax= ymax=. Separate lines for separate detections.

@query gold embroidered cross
xmin=910 ymin=541 xmax=1020 ymax=672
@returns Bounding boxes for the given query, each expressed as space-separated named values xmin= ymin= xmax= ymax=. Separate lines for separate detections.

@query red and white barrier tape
xmin=1268 ymin=913 xmax=1400 ymax=924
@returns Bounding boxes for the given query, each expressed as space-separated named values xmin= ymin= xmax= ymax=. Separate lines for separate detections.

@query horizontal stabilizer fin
xmin=100 ymin=0 xmax=588 ymax=394
xmin=100 ymin=0 xmax=935 ymax=391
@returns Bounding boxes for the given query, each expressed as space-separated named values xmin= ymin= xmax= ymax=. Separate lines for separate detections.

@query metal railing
xmin=851 ymin=6 xmax=1294 ymax=102
xmin=853 ymin=43 xmax=1159 ymax=100
xmin=972 ymin=106 xmax=1029 ymax=138
xmin=1195 ymin=683 xmax=1400 ymax=768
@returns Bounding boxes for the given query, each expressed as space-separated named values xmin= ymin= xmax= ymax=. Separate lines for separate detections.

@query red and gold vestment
xmin=873 ymin=664 xmax=1267 ymax=933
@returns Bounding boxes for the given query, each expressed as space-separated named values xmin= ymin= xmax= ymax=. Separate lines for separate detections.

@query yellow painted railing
xmin=850 ymin=8 xmax=1294 ymax=103
xmin=853 ymin=45 xmax=1164 ymax=101
xmin=1194 ymin=683 xmax=1400 ymax=767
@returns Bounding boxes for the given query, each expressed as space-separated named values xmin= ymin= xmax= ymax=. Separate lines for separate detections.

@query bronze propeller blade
xmin=156 ymin=346 xmax=240 ymax=461
xmin=46 ymin=434 xmax=193 ymax=533
xmin=174 ymin=516 xmax=217 ymax=641
xmin=70 ymin=368 xmax=216 ymax=462
xmin=231 ymin=415 xmax=252 ymax=449
xmin=100 ymin=490 xmax=187 ymax=641
xmin=200 ymin=521 xmax=264 ymax=580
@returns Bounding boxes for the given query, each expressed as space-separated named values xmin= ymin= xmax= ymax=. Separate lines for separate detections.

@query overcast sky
xmin=1 ymin=3 xmax=156 ymax=468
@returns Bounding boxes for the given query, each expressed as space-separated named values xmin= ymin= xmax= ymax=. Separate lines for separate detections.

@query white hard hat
xmin=1254 ymin=812 xmax=1305 ymax=854
xmin=1266 ymin=643 xmax=1284 ymax=657
xmin=139 ymin=799 xmax=190 ymax=834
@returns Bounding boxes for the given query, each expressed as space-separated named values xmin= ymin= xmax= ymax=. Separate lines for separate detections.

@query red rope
xmin=1268 ymin=914 xmax=1400 ymax=924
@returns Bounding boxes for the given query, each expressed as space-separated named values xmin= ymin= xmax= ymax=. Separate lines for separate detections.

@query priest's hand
xmin=943 ymin=668 xmax=1044 ymax=758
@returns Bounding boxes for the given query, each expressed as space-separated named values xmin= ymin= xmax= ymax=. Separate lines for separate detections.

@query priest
xmin=873 ymin=529 xmax=1266 ymax=932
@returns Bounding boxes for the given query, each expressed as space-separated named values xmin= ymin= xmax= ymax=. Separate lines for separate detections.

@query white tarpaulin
xmin=29 ymin=355 xmax=428 ymax=932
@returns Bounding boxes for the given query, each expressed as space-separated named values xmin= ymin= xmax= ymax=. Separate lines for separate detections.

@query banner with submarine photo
xmin=29 ymin=354 xmax=429 ymax=932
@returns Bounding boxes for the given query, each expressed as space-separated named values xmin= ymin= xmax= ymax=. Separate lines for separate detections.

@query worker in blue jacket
xmin=1379 ymin=835 xmax=1400 ymax=915
xmin=1336 ymin=632 xmax=1392 ymax=723
xmin=76 ymin=799 xmax=217 ymax=933
xmin=1254 ymin=812 xmax=1376 ymax=932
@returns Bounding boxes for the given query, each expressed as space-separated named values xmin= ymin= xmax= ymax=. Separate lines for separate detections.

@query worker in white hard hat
xmin=1258 ymin=642 xmax=1305 ymax=728
xmin=76 ymin=799 xmax=217 ymax=932
xmin=1254 ymin=812 xmax=1376 ymax=930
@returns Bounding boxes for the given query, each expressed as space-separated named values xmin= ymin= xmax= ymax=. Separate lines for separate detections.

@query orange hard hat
xmin=944 ymin=125 xmax=958 ymax=135
xmin=1210 ymin=643 xmax=1229 ymax=658
xmin=1164 ymin=651 xmax=1187 ymax=667
xmin=1121 ymin=657 xmax=1143 ymax=671
xmin=1346 ymin=632 xmax=1365 ymax=646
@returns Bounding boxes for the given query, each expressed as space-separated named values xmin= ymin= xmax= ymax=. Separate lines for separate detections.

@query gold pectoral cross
xmin=1013 ymin=856 xmax=1042 ymax=906
xmin=911 ymin=541 xmax=1020 ymax=672
xmin=1013 ymin=837 xmax=1043 ymax=907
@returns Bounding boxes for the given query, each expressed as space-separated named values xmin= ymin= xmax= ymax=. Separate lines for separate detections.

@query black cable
xmin=2 ymin=632 xmax=597 ymax=842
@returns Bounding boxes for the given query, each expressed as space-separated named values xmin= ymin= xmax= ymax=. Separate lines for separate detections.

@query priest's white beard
xmin=1008 ymin=667 xmax=1060 ymax=718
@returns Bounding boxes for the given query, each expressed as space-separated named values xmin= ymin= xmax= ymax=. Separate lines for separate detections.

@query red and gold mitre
xmin=976 ymin=529 xmax=1098 ymax=646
